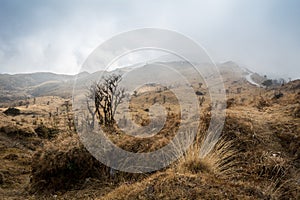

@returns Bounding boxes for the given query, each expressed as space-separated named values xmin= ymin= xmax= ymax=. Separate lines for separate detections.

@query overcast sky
xmin=0 ymin=0 xmax=299 ymax=79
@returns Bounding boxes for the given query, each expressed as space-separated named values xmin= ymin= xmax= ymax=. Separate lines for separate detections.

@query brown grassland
xmin=0 ymin=77 xmax=299 ymax=199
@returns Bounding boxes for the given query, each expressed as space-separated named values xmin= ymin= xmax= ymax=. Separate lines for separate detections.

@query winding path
xmin=241 ymin=67 xmax=263 ymax=87
xmin=245 ymin=73 xmax=261 ymax=87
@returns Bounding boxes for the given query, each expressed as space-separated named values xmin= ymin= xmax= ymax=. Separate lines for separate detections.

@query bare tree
xmin=86 ymin=84 xmax=98 ymax=128
xmin=88 ymin=74 xmax=125 ymax=126
xmin=199 ymin=96 xmax=205 ymax=106
xmin=63 ymin=100 xmax=73 ymax=130
xmin=198 ymin=82 xmax=203 ymax=89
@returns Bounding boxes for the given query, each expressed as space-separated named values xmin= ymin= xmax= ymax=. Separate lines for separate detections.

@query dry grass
xmin=0 ymin=80 xmax=300 ymax=199
xmin=30 ymin=145 xmax=108 ymax=193
xmin=177 ymin=137 xmax=239 ymax=177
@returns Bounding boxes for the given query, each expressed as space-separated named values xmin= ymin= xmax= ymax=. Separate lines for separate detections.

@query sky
xmin=0 ymin=0 xmax=299 ymax=79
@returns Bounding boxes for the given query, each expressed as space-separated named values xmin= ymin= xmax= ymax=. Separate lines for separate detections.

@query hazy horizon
xmin=0 ymin=0 xmax=299 ymax=79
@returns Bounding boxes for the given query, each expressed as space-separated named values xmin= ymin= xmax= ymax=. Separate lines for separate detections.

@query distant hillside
xmin=0 ymin=72 xmax=73 ymax=90
xmin=0 ymin=72 xmax=74 ymax=102
xmin=0 ymin=61 xmax=265 ymax=103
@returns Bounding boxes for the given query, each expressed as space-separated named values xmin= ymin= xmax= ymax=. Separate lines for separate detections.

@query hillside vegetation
xmin=0 ymin=63 xmax=299 ymax=199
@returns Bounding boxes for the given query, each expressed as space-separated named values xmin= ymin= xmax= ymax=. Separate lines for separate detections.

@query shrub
xmin=226 ymin=98 xmax=235 ymax=108
xmin=30 ymin=146 xmax=109 ymax=193
xmin=3 ymin=107 xmax=21 ymax=116
xmin=177 ymin=136 xmax=238 ymax=177
xmin=0 ymin=172 xmax=4 ymax=185
xmin=30 ymin=144 xmax=147 ymax=194
xmin=262 ymin=79 xmax=273 ymax=88
xmin=34 ymin=124 xmax=59 ymax=139
xmin=256 ymin=96 xmax=270 ymax=110
xmin=293 ymin=104 xmax=300 ymax=118
xmin=0 ymin=126 xmax=36 ymax=138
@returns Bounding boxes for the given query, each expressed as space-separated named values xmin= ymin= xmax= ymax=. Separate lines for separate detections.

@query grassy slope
xmin=0 ymin=79 xmax=299 ymax=199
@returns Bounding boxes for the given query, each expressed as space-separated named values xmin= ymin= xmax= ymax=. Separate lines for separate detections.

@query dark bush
xmin=195 ymin=91 xmax=204 ymax=96
xmin=227 ymin=98 xmax=235 ymax=108
xmin=30 ymin=146 xmax=109 ymax=193
xmin=3 ymin=107 xmax=21 ymax=116
xmin=0 ymin=172 xmax=4 ymax=184
xmin=34 ymin=125 xmax=59 ymax=139
xmin=262 ymin=79 xmax=273 ymax=88
xmin=0 ymin=126 xmax=36 ymax=138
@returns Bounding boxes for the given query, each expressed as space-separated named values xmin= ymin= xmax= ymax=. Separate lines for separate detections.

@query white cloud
xmin=0 ymin=0 xmax=299 ymax=79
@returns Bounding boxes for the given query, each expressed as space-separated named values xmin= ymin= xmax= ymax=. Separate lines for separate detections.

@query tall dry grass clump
xmin=177 ymin=134 xmax=239 ymax=177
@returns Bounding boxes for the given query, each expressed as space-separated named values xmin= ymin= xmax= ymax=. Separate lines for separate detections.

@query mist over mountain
xmin=0 ymin=61 xmax=268 ymax=104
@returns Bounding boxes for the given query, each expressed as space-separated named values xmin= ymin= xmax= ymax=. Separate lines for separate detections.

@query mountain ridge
xmin=0 ymin=61 xmax=267 ymax=103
